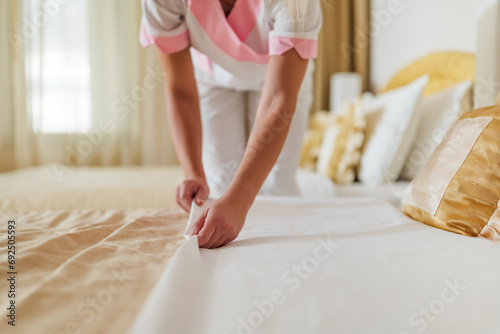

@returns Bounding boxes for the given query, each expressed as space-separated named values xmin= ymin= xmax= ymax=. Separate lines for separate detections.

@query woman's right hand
xmin=176 ymin=176 xmax=209 ymax=212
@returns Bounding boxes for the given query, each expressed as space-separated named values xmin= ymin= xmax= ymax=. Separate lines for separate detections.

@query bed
xmin=0 ymin=165 xmax=341 ymax=333
xmin=1 ymin=0 xmax=499 ymax=333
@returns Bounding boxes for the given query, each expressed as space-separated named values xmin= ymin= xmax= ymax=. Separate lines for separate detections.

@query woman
xmin=140 ymin=0 xmax=322 ymax=248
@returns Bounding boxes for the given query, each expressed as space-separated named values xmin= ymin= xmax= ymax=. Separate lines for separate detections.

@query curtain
xmin=312 ymin=0 xmax=371 ymax=112
xmin=84 ymin=0 xmax=177 ymax=167
xmin=0 ymin=0 xmax=177 ymax=173
xmin=0 ymin=0 xmax=32 ymax=172
xmin=1 ymin=0 xmax=370 ymax=172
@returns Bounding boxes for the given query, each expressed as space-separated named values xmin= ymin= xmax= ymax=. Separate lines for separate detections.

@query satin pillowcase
xmin=403 ymin=105 xmax=500 ymax=240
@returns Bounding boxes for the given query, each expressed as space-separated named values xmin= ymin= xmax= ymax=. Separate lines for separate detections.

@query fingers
xmin=201 ymin=227 xmax=222 ymax=249
xmin=190 ymin=209 xmax=208 ymax=237
xmin=176 ymin=180 xmax=210 ymax=212
xmin=176 ymin=182 xmax=194 ymax=212
xmin=216 ymin=234 xmax=237 ymax=248
xmin=194 ymin=183 xmax=209 ymax=206
xmin=210 ymin=234 xmax=229 ymax=249
xmin=194 ymin=211 xmax=215 ymax=246
xmin=200 ymin=218 xmax=237 ymax=249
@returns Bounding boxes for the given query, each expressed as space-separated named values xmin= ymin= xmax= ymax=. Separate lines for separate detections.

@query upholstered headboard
xmin=475 ymin=0 xmax=500 ymax=108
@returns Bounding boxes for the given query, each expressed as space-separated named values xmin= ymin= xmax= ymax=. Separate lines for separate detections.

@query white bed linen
xmin=129 ymin=197 xmax=500 ymax=334
xmin=335 ymin=181 xmax=410 ymax=207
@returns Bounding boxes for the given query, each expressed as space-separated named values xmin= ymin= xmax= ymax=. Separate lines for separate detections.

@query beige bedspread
xmin=0 ymin=208 xmax=187 ymax=334
xmin=0 ymin=165 xmax=184 ymax=211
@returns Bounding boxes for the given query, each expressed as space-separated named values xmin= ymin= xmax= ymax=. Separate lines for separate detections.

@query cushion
xmin=299 ymin=103 xmax=354 ymax=172
xmin=358 ymin=75 xmax=428 ymax=185
xmin=403 ymin=105 xmax=500 ymax=240
xmin=316 ymin=101 xmax=365 ymax=184
xmin=401 ymin=80 xmax=473 ymax=180
xmin=383 ymin=52 xmax=475 ymax=96
xmin=299 ymin=111 xmax=336 ymax=171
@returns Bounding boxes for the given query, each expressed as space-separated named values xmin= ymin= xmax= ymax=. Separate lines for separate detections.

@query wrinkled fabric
xmin=0 ymin=208 xmax=186 ymax=334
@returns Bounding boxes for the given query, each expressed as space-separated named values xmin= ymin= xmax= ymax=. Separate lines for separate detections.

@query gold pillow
xmin=383 ymin=52 xmax=475 ymax=96
xmin=299 ymin=111 xmax=336 ymax=171
xmin=403 ymin=105 xmax=500 ymax=240
xmin=316 ymin=102 xmax=365 ymax=184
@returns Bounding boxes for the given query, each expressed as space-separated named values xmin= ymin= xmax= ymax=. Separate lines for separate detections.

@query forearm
xmin=157 ymin=49 xmax=204 ymax=180
xmin=224 ymin=51 xmax=308 ymax=208
xmin=165 ymin=89 xmax=205 ymax=179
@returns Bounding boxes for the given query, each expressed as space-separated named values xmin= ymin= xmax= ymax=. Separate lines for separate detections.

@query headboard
xmin=475 ymin=0 xmax=500 ymax=107
xmin=370 ymin=0 xmax=482 ymax=93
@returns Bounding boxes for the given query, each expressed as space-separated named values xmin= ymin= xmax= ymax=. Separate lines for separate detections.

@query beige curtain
xmin=0 ymin=0 xmax=177 ymax=173
xmin=0 ymin=0 xmax=368 ymax=172
xmin=312 ymin=0 xmax=371 ymax=112
xmin=0 ymin=0 xmax=32 ymax=172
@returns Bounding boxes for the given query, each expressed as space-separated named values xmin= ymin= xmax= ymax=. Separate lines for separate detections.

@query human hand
xmin=176 ymin=176 xmax=209 ymax=213
xmin=190 ymin=194 xmax=251 ymax=248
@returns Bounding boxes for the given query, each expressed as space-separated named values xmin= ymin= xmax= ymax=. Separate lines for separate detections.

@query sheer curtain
xmin=0 ymin=0 xmax=177 ymax=173
xmin=0 ymin=0 xmax=32 ymax=172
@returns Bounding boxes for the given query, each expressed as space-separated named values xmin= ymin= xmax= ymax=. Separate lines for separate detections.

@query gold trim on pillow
xmin=403 ymin=105 xmax=500 ymax=239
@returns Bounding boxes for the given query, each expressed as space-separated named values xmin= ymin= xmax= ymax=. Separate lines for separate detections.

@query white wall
xmin=370 ymin=0 xmax=481 ymax=92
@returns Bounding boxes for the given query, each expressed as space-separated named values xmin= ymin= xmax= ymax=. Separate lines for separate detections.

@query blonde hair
xmin=286 ymin=0 xmax=308 ymax=20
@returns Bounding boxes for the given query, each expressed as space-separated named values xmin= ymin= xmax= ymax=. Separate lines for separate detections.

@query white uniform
xmin=141 ymin=0 xmax=322 ymax=197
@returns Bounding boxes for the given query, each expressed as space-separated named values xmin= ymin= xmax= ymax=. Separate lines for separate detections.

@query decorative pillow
xmin=299 ymin=111 xmax=336 ymax=171
xmin=382 ymin=52 xmax=475 ymax=96
xmin=299 ymin=103 xmax=355 ymax=171
xmin=401 ymin=81 xmax=473 ymax=180
xmin=316 ymin=101 xmax=365 ymax=184
xmin=403 ymin=105 xmax=500 ymax=240
xmin=358 ymin=75 xmax=429 ymax=185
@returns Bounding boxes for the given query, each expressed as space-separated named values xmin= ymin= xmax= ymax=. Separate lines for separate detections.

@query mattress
xmin=130 ymin=197 xmax=500 ymax=334
xmin=0 ymin=166 xmax=427 ymax=333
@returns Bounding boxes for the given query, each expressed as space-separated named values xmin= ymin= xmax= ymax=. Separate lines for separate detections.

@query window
xmin=24 ymin=0 xmax=92 ymax=133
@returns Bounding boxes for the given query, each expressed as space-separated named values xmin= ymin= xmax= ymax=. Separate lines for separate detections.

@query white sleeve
xmin=267 ymin=0 xmax=323 ymax=59
xmin=140 ymin=0 xmax=190 ymax=54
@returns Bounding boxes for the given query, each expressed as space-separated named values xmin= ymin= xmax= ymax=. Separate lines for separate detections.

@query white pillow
xmin=400 ymin=80 xmax=473 ymax=180
xmin=358 ymin=75 xmax=429 ymax=185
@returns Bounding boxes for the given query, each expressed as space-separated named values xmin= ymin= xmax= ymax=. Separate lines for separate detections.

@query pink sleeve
xmin=268 ymin=0 xmax=322 ymax=59
xmin=140 ymin=0 xmax=190 ymax=54
xmin=268 ymin=36 xmax=318 ymax=59
xmin=140 ymin=22 xmax=190 ymax=54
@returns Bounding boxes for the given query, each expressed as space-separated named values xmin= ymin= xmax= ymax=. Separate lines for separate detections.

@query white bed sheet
xmin=335 ymin=181 xmax=411 ymax=207
xmin=129 ymin=197 xmax=500 ymax=334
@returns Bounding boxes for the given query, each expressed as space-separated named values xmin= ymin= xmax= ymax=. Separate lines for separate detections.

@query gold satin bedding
xmin=0 ymin=166 xmax=187 ymax=333
xmin=0 ymin=208 xmax=187 ymax=334
xmin=403 ymin=105 xmax=500 ymax=240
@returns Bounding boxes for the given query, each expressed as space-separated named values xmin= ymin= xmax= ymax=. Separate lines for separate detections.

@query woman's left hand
xmin=190 ymin=194 xmax=251 ymax=249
